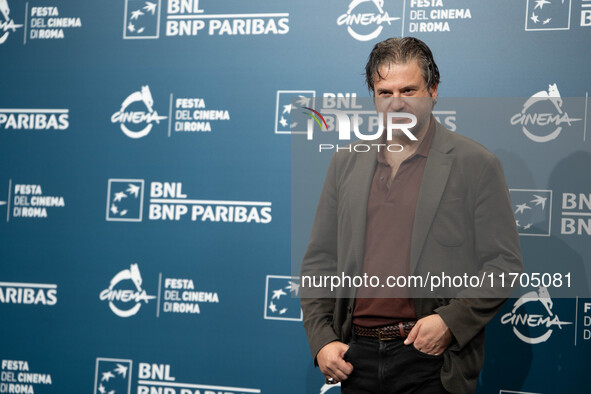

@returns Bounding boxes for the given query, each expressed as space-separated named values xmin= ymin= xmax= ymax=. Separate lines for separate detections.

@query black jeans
xmin=341 ymin=334 xmax=449 ymax=394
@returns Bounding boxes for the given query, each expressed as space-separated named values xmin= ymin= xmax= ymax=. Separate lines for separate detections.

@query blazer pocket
xmin=432 ymin=198 xmax=465 ymax=247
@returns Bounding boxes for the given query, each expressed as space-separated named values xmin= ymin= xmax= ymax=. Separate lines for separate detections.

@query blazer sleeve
xmin=435 ymin=155 xmax=523 ymax=350
xmin=300 ymin=153 xmax=341 ymax=363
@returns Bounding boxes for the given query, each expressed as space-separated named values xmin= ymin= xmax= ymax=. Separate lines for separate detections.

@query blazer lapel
xmin=348 ymin=147 xmax=377 ymax=272
xmin=410 ymin=123 xmax=454 ymax=274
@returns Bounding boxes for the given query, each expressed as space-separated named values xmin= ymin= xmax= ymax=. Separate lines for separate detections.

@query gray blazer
xmin=300 ymin=121 xmax=523 ymax=393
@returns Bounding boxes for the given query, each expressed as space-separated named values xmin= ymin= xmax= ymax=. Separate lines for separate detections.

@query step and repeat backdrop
xmin=1 ymin=0 xmax=591 ymax=393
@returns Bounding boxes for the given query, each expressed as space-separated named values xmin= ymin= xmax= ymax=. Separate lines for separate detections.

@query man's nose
xmin=388 ymin=95 xmax=406 ymax=112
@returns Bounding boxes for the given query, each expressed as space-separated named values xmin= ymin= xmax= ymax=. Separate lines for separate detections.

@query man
xmin=300 ymin=37 xmax=522 ymax=393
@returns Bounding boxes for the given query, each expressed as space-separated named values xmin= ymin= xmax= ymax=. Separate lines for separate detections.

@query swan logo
xmin=0 ymin=0 xmax=23 ymax=45
xmin=500 ymin=287 xmax=572 ymax=344
xmin=111 ymin=85 xmax=167 ymax=139
xmin=99 ymin=264 xmax=156 ymax=317
xmin=510 ymin=83 xmax=581 ymax=143
xmin=337 ymin=0 xmax=400 ymax=42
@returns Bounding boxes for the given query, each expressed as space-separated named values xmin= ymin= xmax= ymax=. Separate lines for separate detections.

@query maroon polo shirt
xmin=352 ymin=118 xmax=436 ymax=328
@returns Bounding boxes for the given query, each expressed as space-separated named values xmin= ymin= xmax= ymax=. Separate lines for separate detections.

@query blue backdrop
xmin=1 ymin=1 xmax=590 ymax=393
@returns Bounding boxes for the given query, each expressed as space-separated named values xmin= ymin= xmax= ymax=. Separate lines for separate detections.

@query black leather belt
xmin=354 ymin=321 xmax=416 ymax=340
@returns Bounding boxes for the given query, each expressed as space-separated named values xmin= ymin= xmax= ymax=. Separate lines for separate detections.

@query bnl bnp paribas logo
xmin=94 ymin=358 xmax=132 ymax=394
xmin=526 ymin=0 xmax=572 ymax=30
xmin=525 ymin=0 xmax=591 ymax=30
xmin=511 ymin=189 xmax=591 ymax=236
xmin=95 ymin=359 xmax=261 ymax=394
xmin=0 ymin=0 xmax=23 ymax=45
xmin=337 ymin=0 xmax=403 ymax=41
xmin=275 ymin=90 xmax=457 ymax=136
xmin=510 ymin=189 xmax=552 ymax=236
xmin=123 ymin=0 xmax=289 ymax=39
xmin=264 ymin=275 xmax=302 ymax=321
xmin=106 ymin=179 xmax=273 ymax=224
xmin=510 ymin=83 xmax=581 ymax=143
xmin=111 ymin=85 xmax=167 ymax=139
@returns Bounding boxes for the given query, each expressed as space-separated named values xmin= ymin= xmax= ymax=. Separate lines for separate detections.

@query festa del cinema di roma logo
xmin=111 ymin=85 xmax=167 ymax=139
xmin=99 ymin=263 xmax=156 ymax=317
xmin=500 ymin=286 xmax=572 ymax=344
xmin=510 ymin=83 xmax=580 ymax=143
xmin=337 ymin=0 xmax=400 ymax=41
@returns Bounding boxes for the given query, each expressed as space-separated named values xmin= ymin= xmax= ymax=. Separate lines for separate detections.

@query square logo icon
xmin=124 ymin=0 xmax=161 ymax=39
xmin=264 ymin=275 xmax=302 ymax=321
xmin=525 ymin=0 xmax=571 ymax=31
xmin=509 ymin=189 xmax=552 ymax=236
xmin=275 ymin=90 xmax=316 ymax=134
xmin=106 ymin=179 xmax=145 ymax=222
xmin=94 ymin=358 xmax=132 ymax=394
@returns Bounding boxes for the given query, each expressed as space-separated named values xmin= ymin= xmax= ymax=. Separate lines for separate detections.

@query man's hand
xmin=317 ymin=341 xmax=353 ymax=383
xmin=404 ymin=314 xmax=452 ymax=356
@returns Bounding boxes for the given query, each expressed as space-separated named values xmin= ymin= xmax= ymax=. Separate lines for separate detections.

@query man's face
xmin=373 ymin=59 xmax=438 ymax=139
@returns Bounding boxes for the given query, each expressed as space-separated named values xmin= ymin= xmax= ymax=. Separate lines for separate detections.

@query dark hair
xmin=365 ymin=37 xmax=440 ymax=93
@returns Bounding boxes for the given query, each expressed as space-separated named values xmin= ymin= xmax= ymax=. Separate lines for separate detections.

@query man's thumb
xmin=404 ymin=323 xmax=419 ymax=345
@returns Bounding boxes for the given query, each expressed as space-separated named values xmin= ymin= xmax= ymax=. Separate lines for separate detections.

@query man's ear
xmin=429 ymin=83 xmax=439 ymax=100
